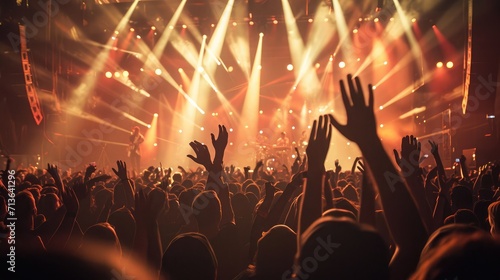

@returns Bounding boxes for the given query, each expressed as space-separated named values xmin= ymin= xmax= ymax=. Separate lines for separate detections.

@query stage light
xmin=357 ymin=58 xmax=360 ymax=61
xmin=259 ymin=130 xmax=263 ymax=134
xmin=229 ymin=142 xmax=233 ymax=146
xmin=259 ymin=32 xmax=264 ymax=37
xmin=228 ymin=66 xmax=233 ymax=72
xmin=182 ymin=24 xmax=187 ymax=29
xmin=446 ymin=61 xmax=453 ymax=68
xmin=249 ymin=21 xmax=254 ymax=26
xmin=105 ymin=71 xmax=112 ymax=78
xmin=257 ymin=65 xmax=262 ymax=70
xmin=379 ymin=105 xmax=384 ymax=110
xmin=277 ymin=124 xmax=282 ymax=128
xmin=411 ymin=18 xmax=416 ymax=23
xmin=140 ymin=68 xmax=144 ymax=72
xmin=123 ymin=70 xmax=129 ymax=78
xmin=155 ymin=68 xmax=162 ymax=75
xmin=245 ymin=125 xmax=249 ymax=129
xmin=130 ymin=28 xmax=135 ymax=32
xmin=390 ymin=17 xmax=394 ymax=21
xmin=358 ymin=17 xmax=363 ymax=22
xmin=436 ymin=61 xmax=443 ymax=68
xmin=308 ymin=109 xmax=312 ymax=114
xmin=114 ymin=71 xmax=121 ymax=78
xmin=374 ymin=18 xmax=379 ymax=22
xmin=178 ymin=68 xmax=183 ymax=73
xmin=200 ymin=127 xmax=204 ymax=131
xmin=151 ymin=26 xmax=156 ymax=30
xmin=259 ymin=110 xmax=263 ymax=114
xmin=353 ymin=29 xmax=358 ymax=34
xmin=273 ymin=19 xmax=278 ymax=24
xmin=153 ymin=113 xmax=158 ymax=117
xmin=111 ymin=36 xmax=116 ymax=40
xmin=308 ymin=18 xmax=313 ymax=23
xmin=147 ymin=124 xmax=151 ymax=128
xmin=329 ymin=56 xmax=333 ymax=62
xmin=229 ymin=128 xmax=233 ymax=132
xmin=383 ymin=61 xmax=388 ymax=65
xmin=315 ymin=63 xmax=320 ymax=69
xmin=347 ymin=142 xmax=350 ymax=145
xmin=114 ymin=30 xmax=119 ymax=35
xmin=338 ymin=61 xmax=346 ymax=68
xmin=136 ymin=35 xmax=141 ymax=39
xmin=168 ymin=25 xmax=174 ymax=29
xmin=211 ymin=23 xmax=215 ymax=28
xmin=379 ymin=124 xmax=384 ymax=128
xmin=372 ymin=85 xmax=377 ymax=89
xmin=153 ymin=143 xmax=157 ymax=147
xmin=291 ymin=126 xmax=295 ymax=130
xmin=289 ymin=109 xmax=293 ymax=114
xmin=229 ymin=111 xmax=233 ymax=115
xmin=232 ymin=22 xmax=237 ymax=26
xmin=178 ymin=129 xmax=182 ymax=133
xmin=287 ymin=64 xmax=294 ymax=71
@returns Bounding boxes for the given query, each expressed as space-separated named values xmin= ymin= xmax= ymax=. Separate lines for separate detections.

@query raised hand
xmin=62 ymin=186 xmax=79 ymax=217
xmin=46 ymin=163 xmax=64 ymax=193
xmin=393 ymin=135 xmax=421 ymax=177
xmin=328 ymin=74 xmax=376 ymax=144
xmin=46 ymin=163 xmax=61 ymax=182
xmin=335 ymin=159 xmax=342 ymax=174
xmin=187 ymin=141 xmax=213 ymax=171
xmin=84 ymin=163 xmax=97 ymax=182
xmin=306 ymin=115 xmax=332 ymax=171
xmin=211 ymin=125 xmax=228 ymax=152
xmin=429 ymin=140 xmax=439 ymax=156
xmin=112 ymin=160 xmax=128 ymax=181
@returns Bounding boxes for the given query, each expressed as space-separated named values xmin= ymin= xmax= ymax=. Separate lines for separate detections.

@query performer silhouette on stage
xmin=128 ymin=126 xmax=144 ymax=172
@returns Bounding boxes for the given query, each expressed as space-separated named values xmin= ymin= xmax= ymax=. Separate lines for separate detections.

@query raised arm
xmin=112 ymin=160 xmax=135 ymax=209
xmin=429 ymin=140 xmax=446 ymax=180
xmin=357 ymin=161 xmax=376 ymax=227
xmin=393 ymin=135 xmax=434 ymax=233
xmin=329 ymin=75 xmax=427 ymax=279
xmin=298 ymin=115 xmax=332 ymax=236
xmin=187 ymin=126 xmax=234 ymax=225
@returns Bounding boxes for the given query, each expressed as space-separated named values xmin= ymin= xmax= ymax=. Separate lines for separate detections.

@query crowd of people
xmin=1 ymin=75 xmax=500 ymax=279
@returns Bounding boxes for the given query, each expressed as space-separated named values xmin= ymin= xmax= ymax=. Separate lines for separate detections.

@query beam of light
xmin=304 ymin=4 xmax=336 ymax=69
xmin=169 ymin=31 xmax=200 ymax=68
xmin=52 ymin=134 xmax=129 ymax=147
xmin=69 ymin=0 xmax=140 ymax=112
xmin=332 ymin=0 xmax=354 ymax=66
xmin=281 ymin=0 xmax=304 ymax=78
xmin=320 ymin=58 xmax=335 ymax=102
xmin=225 ymin=0 xmax=251 ymax=78
xmin=148 ymin=0 xmax=187 ymax=64
xmin=191 ymin=0 xmax=234 ymax=113
xmin=142 ymin=114 xmax=158 ymax=163
xmin=393 ymin=0 xmax=425 ymax=88
xmin=238 ymin=33 xmax=263 ymax=147
xmin=203 ymin=0 xmax=234 ymax=69
xmin=127 ymin=32 xmax=204 ymax=115
xmin=121 ymin=112 xmax=150 ymax=128
xmin=380 ymin=72 xmax=433 ymax=109
xmin=178 ymin=68 xmax=191 ymax=89
xmin=353 ymin=39 xmax=388 ymax=77
xmin=398 ymin=106 xmax=427 ymax=120
xmin=432 ymin=25 xmax=456 ymax=56
xmin=373 ymin=48 xmax=417 ymax=88
xmin=62 ymin=108 xmax=130 ymax=134
xmin=280 ymin=0 xmax=322 ymax=97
